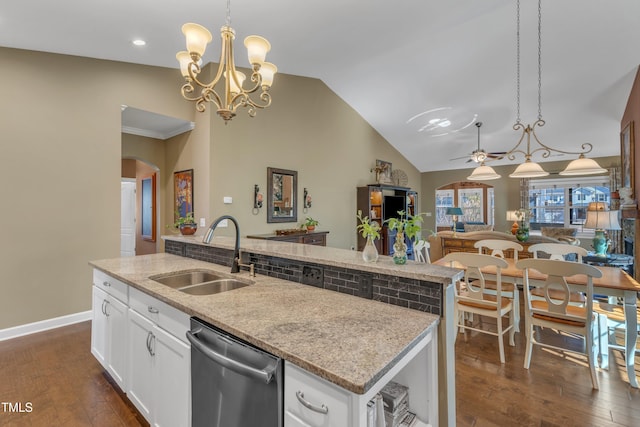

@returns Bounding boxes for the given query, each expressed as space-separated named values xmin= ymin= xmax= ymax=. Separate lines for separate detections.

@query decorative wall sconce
xmin=303 ymin=188 xmax=312 ymax=213
xmin=253 ymin=184 xmax=263 ymax=215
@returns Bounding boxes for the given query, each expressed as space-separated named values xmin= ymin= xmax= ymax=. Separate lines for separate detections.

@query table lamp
xmin=506 ymin=210 xmax=519 ymax=235
xmin=446 ymin=207 xmax=464 ymax=237
xmin=583 ymin=202 xmax=621 ymax=257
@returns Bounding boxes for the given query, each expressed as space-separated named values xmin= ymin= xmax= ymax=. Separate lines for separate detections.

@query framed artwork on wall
xmin=374 ymin=159 xmax=392 ymax=184
xmin=174 ymin=169 xmax=194 ymax=221
xmin=621 ymin=121 xmax=635 ymax=193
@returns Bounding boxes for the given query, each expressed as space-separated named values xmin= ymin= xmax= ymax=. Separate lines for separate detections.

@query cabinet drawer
xmin=93 ymin=269 xmax=128 ymax=303
xmin=301 ymin=235 xmax=326 ymax=246
xmin=129 ymin=287 xmax=190 ymax=343
xmin=285 ymin=361 xmax=350 ymax=426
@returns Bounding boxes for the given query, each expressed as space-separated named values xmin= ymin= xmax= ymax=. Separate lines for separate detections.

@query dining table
xmin=434 ymin=256 xmax=640 ymax=388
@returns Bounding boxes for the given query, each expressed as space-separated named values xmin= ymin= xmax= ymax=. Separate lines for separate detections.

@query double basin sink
xmin=150 ymin=269 xmax=253 ymax=296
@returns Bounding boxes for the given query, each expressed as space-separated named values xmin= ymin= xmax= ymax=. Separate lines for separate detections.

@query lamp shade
xmin=506 ymin=210 xmax=519 ymax=221
xmin=559 ymin=156 xmax=607 ymax=176
xmin=584 ymin=209 xmax=621 ymax=230
xmin=446 ymin=207 xmax=463 ymax=216
xmin=182 ymin=23 xmax=213 ymax=58
xmin=467 ymin=164 xmax=501 ymax=181
xmin=258 ymin=62 xmax=277 ymax=88
xmin=509 ymin=159 xmax=550 ymax=178
xmin=244 ymin=35 xmax=271 ymax=65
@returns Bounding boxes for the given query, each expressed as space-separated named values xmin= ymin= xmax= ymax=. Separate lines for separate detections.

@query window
xmin=435 ymin=182 xmax=494 ymax=228
xmin=528 ymin=177 xmax=611 ymax=231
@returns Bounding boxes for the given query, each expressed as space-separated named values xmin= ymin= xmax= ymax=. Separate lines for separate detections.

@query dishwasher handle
xmin=186 ymin=330 xmax=276 ymax=384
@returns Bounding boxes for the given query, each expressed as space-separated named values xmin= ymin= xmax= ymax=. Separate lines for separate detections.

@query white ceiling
xmin=3 ymin=1 xmax=639 ymax=172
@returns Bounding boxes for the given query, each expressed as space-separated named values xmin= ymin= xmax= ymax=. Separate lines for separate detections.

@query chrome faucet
xmin=202 ymin=215 xmax=253 ymax=274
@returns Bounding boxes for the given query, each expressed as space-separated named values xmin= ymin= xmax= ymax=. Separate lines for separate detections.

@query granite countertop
xmin=90 ymin=252 xmax=441 ymax=394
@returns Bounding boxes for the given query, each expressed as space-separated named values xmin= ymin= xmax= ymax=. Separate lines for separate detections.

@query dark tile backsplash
xmin=165 ymin=241 xmax=442 ymax=316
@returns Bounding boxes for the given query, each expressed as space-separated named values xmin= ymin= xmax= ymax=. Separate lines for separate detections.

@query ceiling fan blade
xmin=449 ymin=154 xmax=472 ymax=161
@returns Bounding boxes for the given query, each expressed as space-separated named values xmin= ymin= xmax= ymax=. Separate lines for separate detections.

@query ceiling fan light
xmin=559 ymin=156 xmax=607 ymax=176
xmin=467 ymin=164 xmax=501 ymax=181
xmin=509 ymin=159 xmax=549 ymax=178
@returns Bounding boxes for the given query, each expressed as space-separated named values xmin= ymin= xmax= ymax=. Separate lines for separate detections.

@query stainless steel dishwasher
xmin=186 ymin=317 xmax=283 ymax=427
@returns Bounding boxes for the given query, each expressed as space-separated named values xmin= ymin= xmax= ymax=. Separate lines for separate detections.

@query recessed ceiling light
xmin=132 ymin=39 xmax=146 ymax=46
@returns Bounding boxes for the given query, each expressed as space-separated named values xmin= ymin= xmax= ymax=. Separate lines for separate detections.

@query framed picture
xmin=621 ymin=121 xmax=634 ymax=191
xmin=174 ymin=169 xmax=194 ymax=221
xmin=375 ymin=159 xmax=393 ymax=184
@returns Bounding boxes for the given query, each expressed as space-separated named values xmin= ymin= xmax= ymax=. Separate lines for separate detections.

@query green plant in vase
xmin=386 ymin=211 xmax=431 ymax=264
xmin=168 ymin=211 xmax=197 ymax=235
xmin=357 ymin=210 xmax=381 ymax=262
xmin=514 ymin=208 xmax=531 ymax=242
xmin=303 ymin=217 xmax=319 ymax=231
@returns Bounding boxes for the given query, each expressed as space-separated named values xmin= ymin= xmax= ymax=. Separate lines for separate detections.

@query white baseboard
xmin=0 ymin=310 xmax=92 ymax=341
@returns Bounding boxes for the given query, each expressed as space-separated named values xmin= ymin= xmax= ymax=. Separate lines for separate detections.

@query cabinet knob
xmin=103 ymin=281 xmax=111 ymax=287
xmin=148 ymin=306 xmax=159 ymax=314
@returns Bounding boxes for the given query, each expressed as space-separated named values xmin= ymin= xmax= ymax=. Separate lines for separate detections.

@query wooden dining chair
xmin=593 ymin=296 xmax=640 ymax=370
xmin=413 ymin=239 xmax=431 ymax=263
xmin=528 ymin=243 xmax=589 ymax=305
xmin=474 ymin=239 xmax=523 ymax=331
xmin=441 ymin=252 xmax=515 ymax=363
xmin=516 ymin=258 xmax=603 ymax=389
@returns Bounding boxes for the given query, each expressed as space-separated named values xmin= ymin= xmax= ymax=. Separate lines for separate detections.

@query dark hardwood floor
xmin=1 ymin=303 xmax=639 ymax=427
xmin=0 ymin=322 xmax=146 ymax=427
xmin=455 ymin=293 xmax=640 ymax=427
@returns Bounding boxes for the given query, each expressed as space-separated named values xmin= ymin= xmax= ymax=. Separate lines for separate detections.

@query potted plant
xmin=514 ymin=208 xmax=531 ymax=242
xmin=303 ymin=217 xmax=319 ymax=232
xmin=171 ymin=211 xmax=197 ymax=235
xmin=386 ymin=211 xmax=428 ymax=264
xmin=357 ymin=210 xmax=381 ymax=262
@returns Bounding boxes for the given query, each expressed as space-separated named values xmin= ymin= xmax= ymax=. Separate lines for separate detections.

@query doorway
xmin=121 ymin=179 xmax=136 ymax=257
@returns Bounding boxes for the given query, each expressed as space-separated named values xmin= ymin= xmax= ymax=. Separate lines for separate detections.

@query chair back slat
xmin=474 ymin=239 xmax=524 ymax=261
xmin=528 ymin=243 xmax=588 ymax=262
xmin=441 ymin=252 xmax=508 ymax=308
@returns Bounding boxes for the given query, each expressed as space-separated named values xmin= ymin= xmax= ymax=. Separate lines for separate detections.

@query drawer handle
xmin=148 ymin=306 xmax=159 ymax=314
xmin=103 ymin=281 xmax=111 ymax=287
xmin=295 ymin=391 xmax=328 ymax=415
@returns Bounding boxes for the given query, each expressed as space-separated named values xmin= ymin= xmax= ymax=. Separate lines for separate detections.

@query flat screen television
xmin=383 ymin=195 xmax=405 ymax=220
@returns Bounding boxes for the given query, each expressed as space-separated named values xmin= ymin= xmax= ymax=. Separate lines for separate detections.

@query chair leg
xmin=524 ymin=321 xmax=533 ymax=369
xmin=586 ymin=330 xmax=600 ymax=390
xmin=595 ymin=313 xmax=610 ymax=370
xmin=513 ymin=290 xmax=520 ymax=333
xmin=508 ymin=309 xmax=515 ymax=347
xmin=497 ymin=317 xmax=505 ymax=364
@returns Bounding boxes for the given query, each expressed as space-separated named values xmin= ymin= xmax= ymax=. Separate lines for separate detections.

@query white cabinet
xmin=127 ymin=287 xmax=191 ymax=427
xmin=284 ymin=325 xmax=438 ymax=427
xmin=91 ymin=272 xmax=128 ymax=392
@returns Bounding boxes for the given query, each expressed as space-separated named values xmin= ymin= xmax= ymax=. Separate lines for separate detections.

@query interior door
xmin=121 ymin=179 xmax=136 ymax=257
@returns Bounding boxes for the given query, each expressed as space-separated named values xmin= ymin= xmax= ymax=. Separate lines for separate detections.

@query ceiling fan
xmin=449 ymin=122 xmax=506 ymax=163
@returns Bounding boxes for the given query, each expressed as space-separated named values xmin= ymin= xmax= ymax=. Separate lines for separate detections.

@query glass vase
xmin=516 ymin=227 xmax=529 ymax=242
xmin=393 ymin=232 xmax=408 ymax=265
xmin=362 ymin=236 xmax=379 ymax=263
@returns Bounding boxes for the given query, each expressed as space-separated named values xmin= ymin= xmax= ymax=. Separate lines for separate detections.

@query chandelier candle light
xmin=176 ymin=0 xmax=277 ymax=123
xmin=467 ymin=0 xmax=607 ymax=179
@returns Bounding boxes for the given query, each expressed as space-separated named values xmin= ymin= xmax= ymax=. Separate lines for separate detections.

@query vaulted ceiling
xmin=3 ymin=1 xmax=638 ymax=172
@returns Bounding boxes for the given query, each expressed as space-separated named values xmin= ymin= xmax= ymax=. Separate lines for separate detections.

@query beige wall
xmin=0 ymin=47 xmax=418 ymax=329
xmin=420 ymin=155 xmax=621 ymax=234
xmin=0 ymin=47 xmax=196 ymax=329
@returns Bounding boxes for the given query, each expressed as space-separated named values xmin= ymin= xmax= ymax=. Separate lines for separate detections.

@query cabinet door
xmin=106 ymin=295 xmax=128 ymax=391
xmin=285 ymin=411 xmax=313 ymax=427
xmin=91 ymin=286 xmax=108 ymax=367
xmin=154 ymin=325 xmax=191 ymax=427
xmin=127 ymin=309 xmax=155 ymax=423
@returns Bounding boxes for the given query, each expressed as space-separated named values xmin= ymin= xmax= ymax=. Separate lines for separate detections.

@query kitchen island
xmin=91 ymin=236 xmax=461 ymax=426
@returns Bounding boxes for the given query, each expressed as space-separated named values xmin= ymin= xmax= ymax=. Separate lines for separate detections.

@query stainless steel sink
xmin=178 ymin=279 xmax=252 ymax=296
xmin=150 ymin=269 xmax=226 ymax=289
xmin=149 ymin=269 xmax=253 ymax=295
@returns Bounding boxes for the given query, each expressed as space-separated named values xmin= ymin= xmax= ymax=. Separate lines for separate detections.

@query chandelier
xmin=505 ymin=0 xmax=606 ymax=178
xmin=176 ymin=0 xmax=277 ymax=123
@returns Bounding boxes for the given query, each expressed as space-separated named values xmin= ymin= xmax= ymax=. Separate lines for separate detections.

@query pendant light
xmin=503 ymin=0 xmax=606 ymax=178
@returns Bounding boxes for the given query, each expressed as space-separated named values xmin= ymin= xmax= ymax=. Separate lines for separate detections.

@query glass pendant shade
xmin=258 ymin=62 xmax=277 ymax=88
xmin=182 ymin=23 xmax=213 ymax=58
xmin=559 ymin=156 xmax=607 ymax=176
xmin=244 ymin=36 xmax=271 ymax=65
xmin=467 ymin=164 xmax=501 ymax=181
xmin=224 ymin=70 xmax=246 ymax=94
xmin=176 ymin=51 xmax=192 ymax=78
xmin=509 ymin=159 xmax=549 ymax=178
